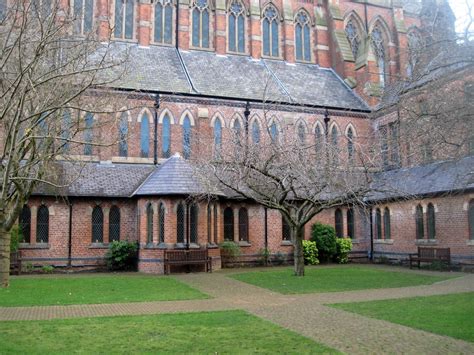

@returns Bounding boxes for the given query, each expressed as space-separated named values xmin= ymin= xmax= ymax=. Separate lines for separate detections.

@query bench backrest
xmin=418 ymin=247 xmax=450 ymax=259
xmin=165 ymin=250 xmax=187 ymax=262
xmin=187 ymin=250 xmax=208 ymax=261
xmin=164 ymin=249 xmax=208 ymax=262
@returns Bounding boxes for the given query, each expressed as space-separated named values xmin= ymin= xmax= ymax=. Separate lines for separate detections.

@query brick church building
xmin=12 ymin=0 xmax=473 ymax=272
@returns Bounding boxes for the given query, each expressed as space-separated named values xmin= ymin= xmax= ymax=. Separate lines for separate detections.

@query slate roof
xmin=107 ymin=43 xmax=369 ymax=111
xmin=134 ymin=153 xmax=224 ymax=196
xmin=368 ymin=156 xmax=474 ymax=201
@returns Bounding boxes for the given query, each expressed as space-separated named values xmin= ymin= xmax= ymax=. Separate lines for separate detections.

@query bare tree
xmin=0 ymin=1 xmax=128 ymax=287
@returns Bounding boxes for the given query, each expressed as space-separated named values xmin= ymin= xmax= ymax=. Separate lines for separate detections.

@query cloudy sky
xmin=449 ymin=0 xmax=473 ymax=34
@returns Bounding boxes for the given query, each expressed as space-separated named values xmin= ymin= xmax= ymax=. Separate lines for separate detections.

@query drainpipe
xmin=369 ymin=207 xmax=374 ymax=261
xmin=67 ymin=201 xmax=73 ymax=269
xmin=175 ymin=0 xmax=179 ymax=49
xmin=264 ymin=207 xmax=268 ymax=251
xmin=153 ymin=94 xmax=160 ymax=165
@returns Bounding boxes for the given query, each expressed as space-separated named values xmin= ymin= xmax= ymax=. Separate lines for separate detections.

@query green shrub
xmin=106 ymin=241 xmax=138 ymax=271
xmin=10 ymin=225 xmax=23 ymax=253
xmin=310 ymin=223 xmax=336 ymax=262
xmin=335 ymin=238 xmax=352 ymax=264
xmin=257 ymin=248 xmax=270 ymax=266
xmin=302 ymin=240 xmax=319 ymax=265
xmin=219 ymin=241 xmax=241 ymax=258
xmin=41 ymin=265 xmax=54 ymax=274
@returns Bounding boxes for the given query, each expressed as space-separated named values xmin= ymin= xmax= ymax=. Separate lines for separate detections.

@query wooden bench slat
xmin=164 ymin=249 xmax=212 ymax=274
xmin=409 ymin=247 xmax=450 ymax=269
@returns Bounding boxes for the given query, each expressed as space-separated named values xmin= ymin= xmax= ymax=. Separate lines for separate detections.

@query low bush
xmin=41 ymin=265 xmax=54 ymax=274
xmin=302 ymin=240 xmax=319 ymax=265
xmin=10 ymin=225 xmax=23 ymax=253
xmin=335 ymin=238 xmax=352 ymax=264
xmin=106 ymin=240 xmax=138 ymax=271
xmin=219 ymin=241 xmax=241 ymax=259
xmin=310 ymin=223 xmax=336 ymax=262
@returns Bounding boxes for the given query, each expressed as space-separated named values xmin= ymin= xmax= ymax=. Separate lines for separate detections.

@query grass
xmin=330 ymin=292 xmax=474 ymax=342
xmin=0 ymin=310 xmax=337 ymax=354
xmin=0 ymin=274 xmax=207 ymax=307
xmin=229 ymin=266 xmax=454 ymax=294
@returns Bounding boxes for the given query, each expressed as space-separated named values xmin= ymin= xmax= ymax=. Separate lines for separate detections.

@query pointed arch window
xmin=162 ymin=114 xmax=171 ymax=158
xmin=84 ymin=112 xmax=94 ymax=155
xmin=189 ymin=203 xmax=198 ymax=244
xmin=182 ymin=116 xmax=191 ymax=159
xmin=371 ymin=25 xmax=386 ymax=87
xmin=252 ymin=120 xmax=260 ymax=144
xmin=469 ymin=200 xmax=474 ymax=240
xmin=345 ymin=19 xmax=360 ymax=61
xmin=383 ymin=207 xmax=391 ymax=239
xmin=297 ymin=123 xmax=306 ymax=144
xmin=213 ymin=204 xmax=218 ymax=244
xmin=207 ymin=204 xmax=212 ymax=243
xmin=177 ymin=203 xmax=185 ymax=243
xmin=192 ymin=0 xmax=210 ymax=48
xmin=154 ymin=0 xmax=173 ymax=44
xmin=270 ymin=121 xmax=278 ymax=143
xmin=91 ymin=206 xmax=103 ymax=243
xmin=335 ymin=208 xmax=343 ymax=238
xmin=315 ymin=124 xmax=323 ymax=154
xmin=238 ymin=207 xmax=249 ymax=242
xmin=158 ymin=202 xmax=165 ymax=243
xmin=109 ymin=206 xmax=121 ymax=242
xmin=73 ymin=0 xmax=94 ymax=35
xmin=140 ymin=112 xmax=150 ymax=157
xmin=118 ymin=112 xmax=128 ymax=157
xmin=375 ymin=208 xmax=382 ymax=240
xmin=331 ymin=125 xmax=339 ymax=164
xmin=223 ymin=207 xmax=234 ymax=241
xmin=415 ymin=204 xmax=424 ymax=239
xmin=61 ymin=110 xmax=71 ymax=153
xmin=347 ymin=127 xmax=354 ymax=160
xmin=232 ymin=119 xmax=241 ymax=145
xmin=282 ymin=215 xmax=291 ymax=241
xmin=146 ymin=203 xmax=154 ymax=243
xmin=228 ymin=0 xmax=245 ymax=53
xmin=427 ymin=203 xmax=436 ymax=240
xmin=37 ymin=205 xmax=49 ymax=243
xmin=262 ymin=5 xmax=279 ymax=57
xmin=214 ymin=118 xmax=222 ymax=156
xmin=295 ymin=10 xmax=311 ymax=62
xmin=19 ymin=205 xmax=31 ymax=243
xmin=347 ymin=208 xmax=354 ymax=239
xmin=114 ymin=0 xmax=135 ymax=40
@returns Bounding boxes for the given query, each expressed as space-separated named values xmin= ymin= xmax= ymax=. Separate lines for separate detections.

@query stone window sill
xmin=207 ymin=243 xmax=219 ymax=249
xmin=281 ymin=240 xmax=293 ymax=246
xmin=466 ymin=240 xmax=474 ymax=246
xmin=111 ymin=156 xmax=153 ymax=164
xmin=350 ymin=239 xmax=363 ymax=244
xmin=19 ymin=243 xmax=50 ymax=249
xmin=415 ymin=239 xmax=438 ymax=245
xmin=89 ymin=243 xmax=109 ymax=249
xmin=374 ymin=239 xmax=394 ymax=245
xmin=238 ymin=241 xmax=251 ymax=247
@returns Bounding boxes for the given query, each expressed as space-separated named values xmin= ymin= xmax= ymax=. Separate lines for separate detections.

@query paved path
xmin=1 ymin=265 xmax=474 ymax=354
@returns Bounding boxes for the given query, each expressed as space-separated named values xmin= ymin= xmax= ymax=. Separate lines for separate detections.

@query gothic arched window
xmin=282 ymin=215 xmax=291 ymax=241
xmin=335 ymin=208 xmax=343 ymax=238
xmin=146 ymin=203 xmax=154 ymax=243
xmin=375 ymin=208 xmax=382 ymax=240
xmin=192 ymin=0 xmax=210 ymax=48
xmin=140 ymin=112 xmax=150 ymax=158
xmin=207 ymin=204 xmax=212 ymax=243
xmin=158 ymin=202 xmax=165 ymax=243
xmin=177 ymin=203 xmax=185 ymax=243
xmin=270 ymin=121 xmax=278 ymax=143
xmin=223 ymin=207 xmax=234 ymax=241
xmin=36 ymin=205 xmax=49 ymax=243
xmin=154 ymin=0 xmax=173 ymax=44
xmin=297 ymin=123 xmax=306 ymax=144
xmin=189 ymin=204 xmax=198 ymax=244
xmin=61 ymin=110 xmax=71 ymax=152
xmin=114 ymin=0 xmax=135 ymax=40
xmin=345 ymin=19 xmax=360 ymax=60
xmin=238 ymin=207 xmax=249 ymax=242
xmin=416 ymin=204 xmax=424 ymax=239
xmin=233 ymin=119 xmax=241 ymax=145
xmin=295 ymin=10 xmax=311 ymax=62
xmin=252 ymin=120 xmax=260 ymax=144
xmin=91 ymin=206 xmax=103 ymax=243
xmin=109 ymin=206 xmax=121 ymax=242
xmin=214 ymin=118 xmax=222 ymax=155
xmin=73 ymin=0 xmax=94 ymax=35
xmin=262 ymin=5 xmax=279 ymax=57
xmin=427 ymin=203 xmax=436 ymax=240
xmin=19 ymin=205 xmax=31 ymax=243
xmin=213 ymin=204 xmax=218 ymax=244
xmin=331 ymin=125 xmax=339 ymax=164
xmin=315 ymin=124 xmax=323 ymax=154
xmin=347 ymin=208 xmax=354 ymax=239
xmin=228 ymin=0 xmax=245 ymax=53
xmin=118 ymin=112 xmax=128 ymax=157
xmin=182 ymin=115 xmax=191 ymax=159
xmin=469 ymin=200 xmax=474 ymax=240
xmin=347 ymin=127 xmax=354 ymax=160
xmin=371 ymin=25 xmax=386 ymax=87
xmin=162 ymin=114 xmax=171 ymax=158
xmin=383 ymin=207 xmax=391 ymax=240
xmin=84 ymin=112 xmax=94 ymax=155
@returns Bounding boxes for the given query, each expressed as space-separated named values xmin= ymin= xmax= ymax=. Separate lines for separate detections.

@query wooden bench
xmin=349 ymin=250 xmax=369 ymax=262
xmin=409 ymin=247 xmax=450 ymax=269
xmin=10 ymin=251 xmax=22 ymax=275
xmin=163 ymin=249 xmax=212 ymax=275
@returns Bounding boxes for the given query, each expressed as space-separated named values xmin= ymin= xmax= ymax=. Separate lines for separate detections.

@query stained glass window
xmin=214 ymin=118 xmax=222 ymax=156
xmin=183 ymin=116 xmax=191 ymax=159
xmin=223 ymin=207 xmax=234 ymax=241
xmin=91 ymin=206 xmax=103 ymax=243
xmin=36 ymin=205 xmax=49 ymax=243
xmin=190 ymin=204 xmax=198 ymax=243
xmin=118 ymin=112 xmax=128 ymax=157
xmin=371 ymin=25 xmax=386 ymax=87
xmin=84 ymin=112 xmax=94 ymax=155
xmin=345 ymin=19 xmax=360 ymax=60
xmin=109 ymin=206 xmax=121 ymax=242
xmin=262 ymin=5 xmax=279 ymax=57
xmin=162 ymin=114 xmax=171 ymax=158
xmin=114 ymin=0 xmax=135 ymax=40
xmin=140 ymin=112 xmax=150 ymax=158
xmin=295 ymin=11 xmax=311 ymax=62
xmin=154 ymin=0 xmax=173 ymax=44
xmin=73 ymin=0 xmax=94 ymax=34
xmin=228 ymin=0 xmax=245 ymax=52
xmin=192 ymin=0 xmax=210 ymax=48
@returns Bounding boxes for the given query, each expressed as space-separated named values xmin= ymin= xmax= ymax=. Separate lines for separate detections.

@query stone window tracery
xmin=192 ymin=0 xmax=210 ymax=48
xmin=295 ymin=10 xmax=311 ymax=62
xmin=262 ymin=5 xmax=279 ymax=57
xmin=114 ymin=0 xmax=135 ymax=40
xmin=154 ymin=0 xmax=173 ymax=44
xmin=371 ymin=25 xmax=387 ymax=87
xmin=73 ymin=0 xmax=94 ymax=35
xmin=228 ymin=0 xmax=245 ymax=53
xmin=345 ymin=19 xmax=360 ymax=61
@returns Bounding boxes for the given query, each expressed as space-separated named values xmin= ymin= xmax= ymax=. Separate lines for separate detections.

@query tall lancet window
xmin=114 ymin=0 xmax=135 ymax=40
xmin=295 ymin=10 xmax=311 ymax=62
xmin=192 ymin=0 xmax=210 ymax=48
xmin=371 ymin=25 xmax=386 ymax=87
xmin=345 ymin=19 xmax=360 ymax=61
xmin=154 ymin=0 xmax=173 ymax=44
xmin=228 ymin=0 xmax=245 ymax=53
xmin=262 ymin=5 xmax=279 ymax=57
xmin=73 ymin=0 xmax=94 ymax=35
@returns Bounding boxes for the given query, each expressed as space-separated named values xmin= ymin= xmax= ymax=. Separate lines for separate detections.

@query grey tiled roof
xmin=134 ymin=153 xmax=223 ymax=196
xmin=369 ymin=156 xmax=474 ymax=201
xmin=108 ymin=43 xmax=369 ymax=111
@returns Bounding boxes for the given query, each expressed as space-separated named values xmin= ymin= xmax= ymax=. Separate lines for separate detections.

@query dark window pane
xmin=109 ymin=206 xmax=121 ymax=242
xmin=91 ymin=206 xmax=103 ymax=243
xmin=118 ymin=112 xmax=128 ymax=157
xmin=375 ymin=208 xmax=382 ymax=240
xmin=62 ymin=110 xmax=71 ymax=152
xmin=158 ymin=203 xmax=165 ymax=243
xmin=74 ymin=0 xmax=83 ymax=33
xmin=335 ymin=209 xmax=343 ymax=238
xmin=427 ymin=204 xmax=436 ymax=239
xmin=303 ymin=24 xmax=311 ymax=61
xmin=238 ymin=208 xmax=248 ymax=242
xmin=140 ymin=113 xmax=150 ymax=157
xmin=84 ymin=112 xmax=93 ymax=155
xmin=177 ymin=203 xmax=185 ymax=243
xmin=37 ymin=205 xmax=49 ymax=243
xmin=183 ymin=116 xmax=191 ymax=159
xmin=223 ymin=208 xmax=234 ymax=241
xmin=146 ymin=203 xmax=153 ymax=243
xmin=383 ymin=208 xmax=390 ymax=239
xmin=190 ymin=204 xmax=198 ymax=243
xmin=469 ymin=201 xmax=474 ymax=240
xmin=270 ymin=122 xmax=278 ymax=142
xmin=84 ymin=0 xmax=94 ymax=33
xmin=114 ymin=0 xmax=123 ymax=38
xmin=295 ymin=24 xmax=302 ymax=61
xmin=214 ymin=119 xmax=222 ymax=154
xmin=252 ymin=120 xmax=260 ymax=144
xmin=162 ymin=115 xmax=171 ymax=158
xmin=347 ymin=208 xmax=354 ymax=239
xmin=416 ymin=205 xmax=424 ymax=239
xmin=207 ymin=205 xmax=212 ymax=243
xmin=125 ymin=0 xmax=134 ymax=39
xmin=154 ymin=3 xmax=163 ymax=42
xmin=164 ymin=4 xmax=173 ymax=44
xmin=213 ymin=204 xmax=218 ymax=244
xmin=282 ymin=215 xmax=291 ymax=241
xmin=263 ymin=19 xmax=270 ymax=56
xmin=347 ymin=127 xmax=354 ymax=159
xmin=19 ymin=205 xmax=31 ymax=243
xmin=271 ymin=20 xmax=278 ymax=57
xmin=192 ymin=8 xmax=200 ymax=47
xmin=237 ymin=14 xmax=245 ymax=53
xmin=202 ymin=9 xmax=209 ymax=48
xmin=229 ymin=13 xmax=236 ymax=51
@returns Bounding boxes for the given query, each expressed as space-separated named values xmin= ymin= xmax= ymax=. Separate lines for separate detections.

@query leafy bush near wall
xmin=335 ymin=238 xmax=352 ymax=264
xmin=10 ymin=225 xmax=23 ymax=253
xmin=219 ymin=241 xmax=241 ymax=258
xmin=310 ymin=223 xmax=336 ymax=262
xmin=106 ymin=241 xmax=138 ymax=271
xmin=302 ymin=240 xmax=319 ymax=265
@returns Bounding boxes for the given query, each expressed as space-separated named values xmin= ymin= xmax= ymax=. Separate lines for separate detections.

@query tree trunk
xmin=0 ymin=226 xmax=11 ymax=288
xmin=293 ymin=226 xmax=305 ymax=276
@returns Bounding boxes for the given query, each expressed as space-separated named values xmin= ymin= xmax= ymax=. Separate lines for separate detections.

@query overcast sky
xmin=449 ymin=0 xmax=473 ymax=34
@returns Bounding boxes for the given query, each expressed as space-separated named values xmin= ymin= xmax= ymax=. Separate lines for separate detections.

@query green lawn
xmin=0 ymin=274 xmax=207 ymax=307
xmin=230 ymin=266 xmax=453 ymax=294
xmin=0 ymin=310 xmax=337 ymax=354
xmin=330 ymin=292 xmax=474 ymax=342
